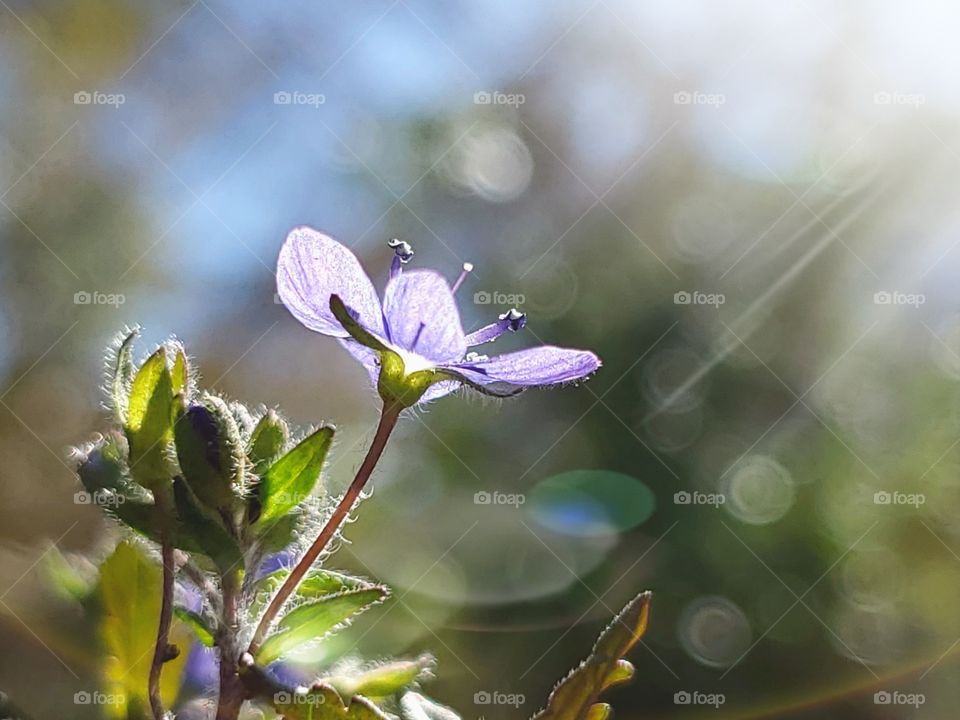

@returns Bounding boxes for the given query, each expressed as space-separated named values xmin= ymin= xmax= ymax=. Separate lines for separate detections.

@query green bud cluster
xmin=77 ymin=328 xmax=330 ymax=575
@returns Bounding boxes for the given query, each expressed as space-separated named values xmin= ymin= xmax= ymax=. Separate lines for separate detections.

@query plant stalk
xmin=216 ymin=570 xmax=246 ymax=720
xmin=148 ymin=493 xmax=176 ymax=720
xmin=247 ymin=402 xmax=401 ymax=655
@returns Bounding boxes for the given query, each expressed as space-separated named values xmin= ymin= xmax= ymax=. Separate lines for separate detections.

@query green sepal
xmin=124 ymin=347 xmax=176 ymax=489
xmin=329 ymin=295 xmax=446 ymax=408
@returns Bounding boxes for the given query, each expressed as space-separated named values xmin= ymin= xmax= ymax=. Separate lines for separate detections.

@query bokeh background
xmin=3 ymin=0 xmax=960 ymax=717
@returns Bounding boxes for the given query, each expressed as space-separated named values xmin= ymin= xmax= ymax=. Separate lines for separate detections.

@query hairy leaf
xmin=256 ymin=587 xmax=387 ymax=665
xmin=174 ymin=607 xmax=215 ymax=648
xmin=42 ymin=546 xmax=96 ymax=603
xmin=173 ymin=478 xmax=243 ymax=575
xmin=531 ymin=591 xmax=652 ymax=720
xmin=99 ymin=542 xmax=190 ymax=716
xmin=110 ymin=327 xmax=139 ymax=423
xmin=324 ymin=655 xmax=434 ymax=699
xmin=248 ymin=410 xmax=289 ymax=474
xmin=125 ymin=347 xmax=175 ymax=488
xmin=399 ymin=692 xmax=461 ymax=720
xmin=255 ymin=426 xmax=334 ymax=528
xmin=170 ymin=343 xmax=189 ymax=396
xmin=272 ymin=683 xmax=389 ymax=720
xmin=250 ymin=568 xmax=378 ymax=619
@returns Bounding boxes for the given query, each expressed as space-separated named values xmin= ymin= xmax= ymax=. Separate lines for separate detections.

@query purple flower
xmin=276 ymin=227 xmax=601 ymax=406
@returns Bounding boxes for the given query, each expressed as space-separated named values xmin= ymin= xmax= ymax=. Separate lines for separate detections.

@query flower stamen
xmin=464 ymin=308 xmax=527 ymax=346
xmin=388 ymin=238 xmax=414 ymax=279
xmin=451 ymin=262 xmax=474 ymax=295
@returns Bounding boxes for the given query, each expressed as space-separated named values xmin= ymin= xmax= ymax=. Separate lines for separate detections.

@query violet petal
xmin=382 ymin=270 xmax=467 ymax=363
xmin=449 ymin=345 xmax=601 ymax=390
xmin=277 ymin=227 xmax=384 ymax=338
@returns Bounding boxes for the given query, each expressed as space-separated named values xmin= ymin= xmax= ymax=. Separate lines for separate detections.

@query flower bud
xmin=174 ymin=394 xmax=246 ymax=512
xmin=77 ymin=433 xmax=127 ymax=495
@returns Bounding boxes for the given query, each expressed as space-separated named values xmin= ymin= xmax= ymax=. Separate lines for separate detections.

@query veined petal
xmin=277 ymin=227 xmax=384 ymax=338
xmin=446 ymin=346 xmax=601 ymax=395
xmin=382 ymin=270 xmax=466 ymax=363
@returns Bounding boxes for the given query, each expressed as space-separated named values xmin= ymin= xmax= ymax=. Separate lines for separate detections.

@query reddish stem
xmin=247 ymin=403 xmax=401 ymax=655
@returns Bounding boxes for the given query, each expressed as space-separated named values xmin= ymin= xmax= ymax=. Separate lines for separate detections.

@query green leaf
xmin=41 ymin=546 xmax=96 ymax=603
xmin=110 ymin=498 xmax=209 ymax=556
xmin=248 ymin=410 xmax=289 ymax=474
xmin=173 ymin=478 xmax=243 ymax=575
xmin=324 ymin=655 xmax=434 ymax=699
xmin=255 ymin=426 xmax=334 ymax=528
xmin=272 ymin=684 xmax=390 ymax=720
xmin=250 ymin=568 xmax=375 ymax=619
xmin=125 ymin=347 xmax=175 ymax=488
xmin=174 ymin=607 xmax=215 ymax=648
xmin=250 ymin=566 xmax=363 ymax=616
xmin=110 ymin=327 xmax=139 ymax=423
xmin=256 ymin=587 xmax=388 ymax=665
xmin=530 ymin=591 xmax=652 ymax=720
xmin=265 ymin=567 xmax=373 ymax=597
xmin=98 ymin=542 xmax=191 ymax=717
xmin=399 ymin=692 xmax=461 ymax=720
xmin=170 ymin=344 xmax=189 ymax=396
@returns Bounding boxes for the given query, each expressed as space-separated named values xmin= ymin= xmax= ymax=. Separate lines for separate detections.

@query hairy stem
xmin=247 ymin=402 xmax=401 ymax=655
xmin=148 ymin=494 xmax=176 ymax=720
xmin=216 ymin=570 xmax=245 ymax=720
